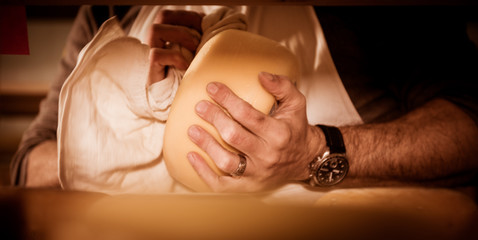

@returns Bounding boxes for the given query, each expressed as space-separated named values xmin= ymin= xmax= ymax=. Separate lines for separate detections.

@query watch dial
xmin=316 ymin=156 xmax=348 ymax=186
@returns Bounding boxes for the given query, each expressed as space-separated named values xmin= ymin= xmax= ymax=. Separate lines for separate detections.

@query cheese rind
xmin=163 ymin=29 xmax=300 ymax=191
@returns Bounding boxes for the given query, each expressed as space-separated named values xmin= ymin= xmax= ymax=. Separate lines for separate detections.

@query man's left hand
xmin=187 ymin=72 xmax=324 ymax=192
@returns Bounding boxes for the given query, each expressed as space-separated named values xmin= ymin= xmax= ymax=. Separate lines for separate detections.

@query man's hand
xmin=187 ymin=72 xmax=325 ymax=192
xmin=186 ymin=72 xmax=478 ymax=192
xmin=147 ymin=10 xmax=204 ymax=85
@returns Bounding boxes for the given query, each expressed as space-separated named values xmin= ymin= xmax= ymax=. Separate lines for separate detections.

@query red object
xmin=0 ymin=6 xmax=29 ymax=55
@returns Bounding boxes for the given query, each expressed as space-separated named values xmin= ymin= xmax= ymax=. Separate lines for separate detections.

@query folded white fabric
xmin=58 ymin=6 xmax=360 ymax=204
xmin=58 ymin=7 xmax=246 ymax=194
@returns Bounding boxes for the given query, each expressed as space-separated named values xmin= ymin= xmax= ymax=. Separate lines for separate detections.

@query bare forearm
xmin=339 ymin=98 xmax=478 ymax=187
xmin=185 ymin=72 xmax=478 ymax=192
xmin=25 ymin=140 xmax=60 ymax=187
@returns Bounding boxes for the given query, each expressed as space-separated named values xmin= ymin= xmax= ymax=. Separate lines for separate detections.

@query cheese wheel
xmin=163 ymin=29 xmax=300 ymax=191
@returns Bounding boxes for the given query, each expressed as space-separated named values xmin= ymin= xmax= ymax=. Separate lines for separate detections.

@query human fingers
xmin=188 ymin=150 xmax=282 ymax=193
xmin=187 ymin=125 xmax=251 ymax=175
xmin=155 ymin=9 xmax=204 ymax=34
xmin=187 ymin=151 xmax=249 ymax=192
xmin=204 ymin=82 xmax=277 ymax=140
xmin=148 ymin=24 xmax=200 ymax=53
xmin=186 ymin=151 xmax=222 ymax=190
xmin=258 ymin=72 xmax=306 ymax=116
xmin=150 ymin=48 xmax=189 ymax=70
xmin=149 ymin=48 xmax=189 ymax=84
xmin=193 ymin=100 xmax=263 ymax=156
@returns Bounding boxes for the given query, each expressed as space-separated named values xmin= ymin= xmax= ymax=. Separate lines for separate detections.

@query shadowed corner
xmin=0 ymin=190 xmax=26 ymax=240
xmin=0 ymin=6 xmax=29 ymax=55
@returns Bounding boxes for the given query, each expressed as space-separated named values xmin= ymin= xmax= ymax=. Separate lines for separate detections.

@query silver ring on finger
xmin=231 ymin=153 xmax=247 ymax=178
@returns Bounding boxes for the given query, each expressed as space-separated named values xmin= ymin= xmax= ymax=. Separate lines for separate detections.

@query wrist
xmin=307 ymin=125 xmax=349 ymax=187
xmin=309 ymin=124 xmax=328 ymax=158
xmin=301 ymin=124 xmax=327 ymax=179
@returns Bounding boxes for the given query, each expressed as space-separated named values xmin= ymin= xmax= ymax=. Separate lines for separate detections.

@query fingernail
xmin=207 ymin=82 xmax=218 ymax=95
xmin=195 ymin=101 xmax=208 ymax=114
xmin=188 ymin=125 xmax=201 ymax=141
xmin=260 ymin=72 xmax=274 ymax=81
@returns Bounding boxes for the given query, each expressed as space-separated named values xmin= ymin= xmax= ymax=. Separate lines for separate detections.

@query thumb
xmin=258 ymin=72 xmax=302 ymax=106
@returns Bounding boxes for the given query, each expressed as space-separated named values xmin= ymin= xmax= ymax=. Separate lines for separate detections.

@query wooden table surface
xmin=1 ymin=186 xmax=477 ymax=240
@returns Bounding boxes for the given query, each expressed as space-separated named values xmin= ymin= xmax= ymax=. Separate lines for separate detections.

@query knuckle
xmin=289 ymin=89 xmax=306 ymax=107
xmin=211 ymin=83 xmax=229 ymax=102
xmin=274 ymin=127 xmax=292 ymax=149
xmin=252 ymin=112 xmax=267 ymax=126
xmin=171 ymin=52 xmax=183 ymax=62
xmin=234 ymin=103 xmax=250 ymax=120
xmin=296 ymin=93 xmax=306 ymax=105
xmin=297 ymin=94 xmax=307 ymax=107
xmin=263 ymin=154 xmax=279 ymax=168
xmin=209 ymin=106 xmax=222 ymax=124
xmin=235 ymin=102 xmax=265 ymax=125
xmin=198 ymin=134 xmax=212 ymax=151
xmin=193 ymin=132 xmax=205 ymax=146
xmin=216 ymin=155 xmax=235 ymax=172
xmin=221 ymin=125 xmax=240 ymax=145
xmin=169 ymin=52 xmax=187 ymax=67
xmin=191 ymin=129 xmax=209 ymax=150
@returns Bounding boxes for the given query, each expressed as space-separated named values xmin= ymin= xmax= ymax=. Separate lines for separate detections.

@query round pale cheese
xmin=163 ymin=29 xmax=300 ymax=191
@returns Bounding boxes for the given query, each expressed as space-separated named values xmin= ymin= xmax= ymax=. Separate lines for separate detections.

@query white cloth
xmin=59 ymin=6 xmax=362 ymax=203
xmin=58 ymin=18 xmax=175 ymax=194
xmin=58 ymin=6 xmax=246 ymax=194
xmin=242 ymin=6 xmax=362 ymax=126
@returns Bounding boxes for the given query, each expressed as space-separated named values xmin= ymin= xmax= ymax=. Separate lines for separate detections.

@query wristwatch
xmin=308 ymin=125 xmax=349 ymax=187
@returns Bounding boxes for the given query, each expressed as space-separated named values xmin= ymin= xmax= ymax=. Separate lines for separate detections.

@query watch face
xmin=315 ymin=154 xmax=348 ymax=186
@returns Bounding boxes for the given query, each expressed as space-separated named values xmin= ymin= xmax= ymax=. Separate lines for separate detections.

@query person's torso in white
xmin=61 ymin=5 xmax=362 ymax=202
